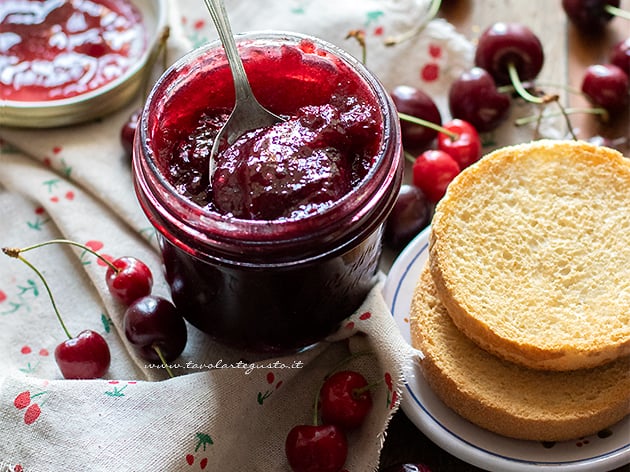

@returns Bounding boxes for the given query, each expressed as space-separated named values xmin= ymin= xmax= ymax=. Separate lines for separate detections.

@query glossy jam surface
xmin=1 ymin=0 xmax=145 ymax=101
xmin=156 ymin=40 xmax=382 ymax=221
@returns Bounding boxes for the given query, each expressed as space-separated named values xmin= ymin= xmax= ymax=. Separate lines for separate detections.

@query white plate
xmin=382 ymin=227 xmax=630 ymax=472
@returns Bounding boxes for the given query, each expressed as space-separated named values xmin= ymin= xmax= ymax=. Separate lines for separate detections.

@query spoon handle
xmin=203 ymin=0 xmax=253 ymax=101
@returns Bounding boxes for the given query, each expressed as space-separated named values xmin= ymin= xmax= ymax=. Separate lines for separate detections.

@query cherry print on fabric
xmin=27 ymin=206 xmax=51 ymax=231
xmin=0 ymin=279 xmax=39 ymax=316
xmin=257 ymin=371 xmax=283 ymax=405
xmin=12 ymin=388 xmax=49 ymax=425
xmin=420 ymin=43 xmax=443 ymax=82
xmin=185 ymin=433 xmax=214 ymax=469
xmin=104 ymin=380 xmax=137 ymax=398
xmin=19 ymin=344 xmax=51 ymax=374
xmin=384 ymin=372 xmax=398 ymax=409
xmin=42 ymin=146 xmax=72 ymax=178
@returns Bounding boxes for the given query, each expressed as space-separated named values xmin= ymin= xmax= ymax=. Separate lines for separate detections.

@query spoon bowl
xmin=203 ymin=0 xmax=285 ymax=181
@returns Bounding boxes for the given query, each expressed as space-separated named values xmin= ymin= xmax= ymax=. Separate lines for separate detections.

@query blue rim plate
xmin=382 ymin=226 xmax=630 ymax=472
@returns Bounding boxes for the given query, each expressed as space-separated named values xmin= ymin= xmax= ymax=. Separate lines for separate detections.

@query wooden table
xmin=378 ymin=1 xmax=629 ymax=470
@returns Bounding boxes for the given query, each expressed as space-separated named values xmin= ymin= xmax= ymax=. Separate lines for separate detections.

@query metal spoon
xmin=203 ymin=0 xmax=284 ymax=182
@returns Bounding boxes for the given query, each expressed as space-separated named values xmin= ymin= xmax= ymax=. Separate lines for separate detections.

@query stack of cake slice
xmin=409 ymin=139 xmax=630 ymax=441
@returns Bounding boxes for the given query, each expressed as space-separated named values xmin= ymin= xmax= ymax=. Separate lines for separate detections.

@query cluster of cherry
xmin=2 ymin=240 xmax=187 ymax=379
xmin=384 ymin=1 xmax=629 ymax=252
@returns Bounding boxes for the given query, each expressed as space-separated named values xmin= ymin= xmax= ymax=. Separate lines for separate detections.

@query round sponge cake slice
xmin=429 ymin=139 xmax=630 ymax=371
xmin=410 ymin=265 xmax=630 ymax=442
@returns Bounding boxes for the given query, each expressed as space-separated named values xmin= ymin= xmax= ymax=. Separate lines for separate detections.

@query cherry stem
xmin=605 ymin=4 xmax=630 ymax=20
xmin=325 ymin=350 xmax=375 ymax=380
xmin=384 ymin=0 xmax=442 ymax=46
xmin=514 ymin=106 xmax=609 ymax=126
xmin=352 ymin=379 xmax=383 ymax=398
xmin=152 ymin=344 xmax=175 ymax=378
xmin=397 ymin=112 xmax=459 ymax=140
xmin=345 ymin=29 xmax=367 ymax=65
xmin=507 ymin=62 xmax=557 ymax=105
xmin=7 ymin=239 xmax=119 ymax=274
xmin=142 ymin=26 xmax=170 ymax=99
xmin=2 ymin=251 xmax=72 ymax=340
xmin=404 ymin=150 xmax=417 ymax=164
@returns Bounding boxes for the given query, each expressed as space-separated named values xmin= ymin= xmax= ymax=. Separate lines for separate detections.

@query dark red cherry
xmin=384 ymin=185 xmax=431 ymax=249
xmin=106 ymin=256 xmax=153 ymax=306
xmin=124 ymin=295 xmax=187 ymax=362
xmin=437 ymin=119 xmax=482 ymax=169
xmin=54 ymin=330 xmax=111 ymax=379
xmin=562 ymin=0 xmax=621 ymax=32
xmin=319 ymin=370 xmax=373 ymax=430
xmin=474 ymin=23 xmax=544 ymax=86
xmin=285 ymin=424 xmax=348 ymax=472
xmin=581 ymin=63 xmax=629 ymax=113
xmin=390 ymin=85 xmax=442 ymax=149
xmin=120 ymin=108 xmax=142 ymax=157
xmin=412 ymin=150 xmax=461 ymax=203
xmin=610 ymin=38 xmax=630 ymax=76
xmin=448 ymin=67 xmax=511 ymax=132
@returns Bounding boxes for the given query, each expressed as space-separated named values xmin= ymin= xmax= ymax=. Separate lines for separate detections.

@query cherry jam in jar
xmin=133 ymin=32 xmax=402 ymax=353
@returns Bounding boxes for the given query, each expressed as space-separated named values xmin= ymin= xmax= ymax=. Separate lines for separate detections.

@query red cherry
xmin=319 ymin=370 xmax=373 ymax=430
xmin=106 ymin=256 xmax=153 ymax=306
xmin=390 ymin=85 xmax=442 ymax=150
xmin=23 ymin=403 xmax=41 ymax=425
xmin=124 ymin=295 xmax=187 ymax=362
xmin=285 ymin=424 xmax=348 ymax=472
xmin=14 ymin=391 xmax=31 ymax=409
xmin=412 ymin=150 xmax=461 ymax=203
xmin=437 ymin=119 xmax=482 ymax=169
xmin=120 ymin=108 xmax=141 ymax=157
xmin=384 ymin=184 xmax=431 ymax=250
xmin=581 ymin=64 xmax=629 ymax=114
xmin=474 ymin=22 xmax=544 ymax=86
xmin=448 ymin=67 xmax=511 ymax=133
xmin=610 ymin=38 xmax=630 ymax=76
xmin=562 ymin=0 xmax=621 ymax=32
xmin=54 ymin=330 xmax=111 ymax=379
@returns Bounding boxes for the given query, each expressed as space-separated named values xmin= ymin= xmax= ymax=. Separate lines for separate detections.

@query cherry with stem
xmin=2 ymin=247 xmax=111 ymax=379
xmin=4 ymin=239 xmax=153 ymax=306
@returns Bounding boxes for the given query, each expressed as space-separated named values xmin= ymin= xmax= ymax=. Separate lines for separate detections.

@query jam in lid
xmin=1 ymin=0 xmax=146 ymax=102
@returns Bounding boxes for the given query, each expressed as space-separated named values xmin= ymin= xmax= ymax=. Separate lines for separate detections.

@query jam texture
xmin=1 ymin=0 xmax=145 ymax=101
xmin=158 ymin=40 xmax=382 ymax=221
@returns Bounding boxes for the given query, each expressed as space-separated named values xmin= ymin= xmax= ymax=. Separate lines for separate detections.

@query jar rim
xmin=135 ymin=30 xmax=402 ymax=262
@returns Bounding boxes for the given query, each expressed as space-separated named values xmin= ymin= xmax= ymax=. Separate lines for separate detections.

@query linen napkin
xmin=0 ymin=1 xmax=561 ymax=471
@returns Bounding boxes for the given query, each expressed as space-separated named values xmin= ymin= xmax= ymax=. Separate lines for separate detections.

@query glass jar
xmin=133 ymin=31 xmax=402 ymax=354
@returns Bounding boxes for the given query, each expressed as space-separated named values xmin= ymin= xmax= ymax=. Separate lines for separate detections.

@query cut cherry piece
xmin=390 ymin=85 xmax=442 ymax=149
xmin=412 ymin=150 xmax=461 ymax=203
xmin=124 ymin=295 xmax=187 ymax=363
xmin=319 ymin=370 xmax=373 ymax=431
xmin=610 ymin=38 xmax=630 ymax=76
xmin=448 ymin=67 xmax=511 ymax=133
xmin=437 ymin=119 xmax=482 ymax=169
xmin=384 ymin=185 xmax=431 ymax=250
xmin=562 ymin=0 xmax=621 ymax=32
xmin=581 ymin=64 xmax=629 ymax=114
xmin=474 ymin=22 xmax=544 ymax=86
xmin=285 ymin=424 xmax=348 ymax=472
xmin=106 ymin=256 xmax=153 ymax=306
xmin=54 ymin=329 xmax=111 ymax=379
